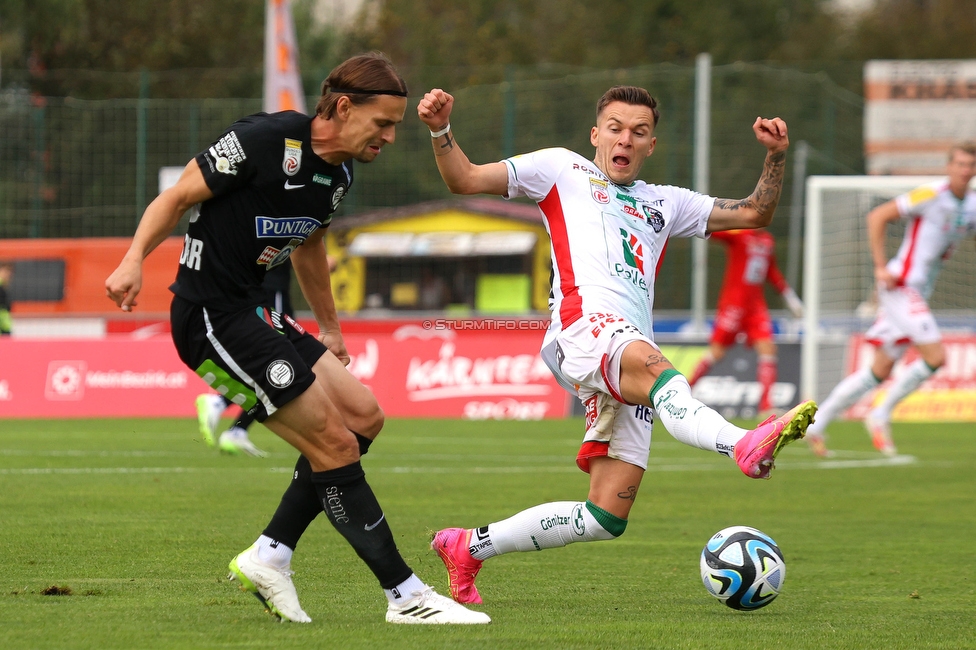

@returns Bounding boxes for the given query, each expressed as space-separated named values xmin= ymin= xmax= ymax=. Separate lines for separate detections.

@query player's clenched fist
xmin=752 ymin=117 xmax=789 ymax=154
xmin=418 ymin=89 xmax=454 ymax=130
xmin=105 ymin=259 xmax=142 ymax=312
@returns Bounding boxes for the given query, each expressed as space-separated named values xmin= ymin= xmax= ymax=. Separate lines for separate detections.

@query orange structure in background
xmin=0 ymin=237 xmax=183 ymax=316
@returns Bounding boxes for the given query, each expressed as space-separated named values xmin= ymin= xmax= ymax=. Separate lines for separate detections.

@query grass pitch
xmin=1 ymin=416 xmax=973 ymax=649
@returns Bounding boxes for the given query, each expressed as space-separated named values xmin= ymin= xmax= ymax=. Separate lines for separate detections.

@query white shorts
xmin=540 ymin=313 xmax=656 ymax=473
xmin=865 ymin=285 xmax=941 ymax=359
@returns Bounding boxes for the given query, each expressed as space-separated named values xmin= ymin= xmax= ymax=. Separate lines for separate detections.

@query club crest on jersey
xmin=590 ymin=178 xmax=610 ymax=204
xmin=282 ymin=138 xmax=302 ymax=176
xmin=266 ymin=360 xmax=294 ymax=388
xmin=331 ymin=185 xmax=347 ymax=210
xmin=642 ymin=205 xmax=665 ymax=232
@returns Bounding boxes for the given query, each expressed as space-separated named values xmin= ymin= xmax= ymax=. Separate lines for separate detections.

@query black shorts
xmin=170 ymin=295 xmax=327 ymax=421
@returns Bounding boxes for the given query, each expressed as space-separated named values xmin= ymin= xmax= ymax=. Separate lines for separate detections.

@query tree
xmin=844 ymin=0 xmax=976 ymax=59
xmin=342 ymin=0 xmax=847 ymax=88
xmin=1 ymin=0 xmax=265 ymax=97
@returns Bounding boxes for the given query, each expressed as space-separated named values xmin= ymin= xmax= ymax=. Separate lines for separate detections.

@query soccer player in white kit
xmin=417 ymin=85 xmax=818 ymax=606
xmin=806 ymin=142 xmax=976 ymax=458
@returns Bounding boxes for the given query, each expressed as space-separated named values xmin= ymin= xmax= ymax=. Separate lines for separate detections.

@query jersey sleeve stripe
xmin=504 ymin=159 xmax=518 ymax=182
xmin=539 ymin=185 xmax=583 ymax=328
xmin=654 ymin=239 xmax=669 ymax=280
xmin=897 ymin=216 xmax=924 ymax=286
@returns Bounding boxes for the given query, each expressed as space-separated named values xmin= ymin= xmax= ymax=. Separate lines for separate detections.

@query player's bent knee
xmin=365 ymin=405 xmax=384 ymax=437
xmin=922 ymin=349 xmax=945 ymax=369
xmin=307 ymin=422 xmax=360 ymax=460
xmin=584 ymin=500 xmax=628 ymax=540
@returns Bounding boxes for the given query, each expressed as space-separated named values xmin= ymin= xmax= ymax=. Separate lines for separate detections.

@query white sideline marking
xmin=783 ymin=454 xmax=917 ymax=470
xmin=0 ymin=454 xmax=918 ymax=476
xmin=373 ymin=455 xmax=919 ymax=474
xmin=0 ymin=449 xmax=198 ymax=458
xmin=0 ymin=467 xmax=205 ymax=475
xmin=0 ymin=467 xmax=295 ymax=475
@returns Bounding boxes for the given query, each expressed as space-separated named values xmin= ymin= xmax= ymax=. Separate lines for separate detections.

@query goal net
xmin=801 ymin=175 xmax=976 ymax=403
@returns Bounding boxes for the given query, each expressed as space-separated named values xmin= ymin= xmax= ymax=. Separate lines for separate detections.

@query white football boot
xmin=386 ymin=587 xmax=490 ymax=624
xmin=218 ymin=426 xmax=268 ymax=457
xmin=228 ymin=544 xmax=311 ymax=623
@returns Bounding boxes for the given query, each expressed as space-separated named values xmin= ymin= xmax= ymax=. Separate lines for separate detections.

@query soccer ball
xmin=700 ymin=525 xmax=786 ymax=610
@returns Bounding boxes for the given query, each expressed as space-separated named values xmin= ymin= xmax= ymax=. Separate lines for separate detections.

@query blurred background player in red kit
xmin=688 ymin=228 xmax=803 ymax=415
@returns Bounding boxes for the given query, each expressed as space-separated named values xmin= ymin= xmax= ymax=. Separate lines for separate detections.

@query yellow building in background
xmin=326 ymin=198 xmax=552 ymax=314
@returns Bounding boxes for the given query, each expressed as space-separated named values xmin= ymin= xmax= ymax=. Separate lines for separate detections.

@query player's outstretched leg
xmin=734 ymin=400 xmax=818 ymax=479
xmin=227 ymin=543 xmax=312 ymax=623
xmin=431 ymin=500 xmax=623 ymax=605
xmin=431 ymin=528 xmax=484 ymax=604
xmin=195 ymin=393 xmax=225 ymax=448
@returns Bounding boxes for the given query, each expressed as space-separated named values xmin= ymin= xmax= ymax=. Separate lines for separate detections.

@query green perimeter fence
xmin=0 ymin=62 xmax=863 ymax=309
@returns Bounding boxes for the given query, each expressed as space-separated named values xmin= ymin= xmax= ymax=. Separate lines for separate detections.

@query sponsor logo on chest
xmin=254 ymin=215 xmax=322 ymax=239
xmin=611 ymin=227 xmax=649 ymax=291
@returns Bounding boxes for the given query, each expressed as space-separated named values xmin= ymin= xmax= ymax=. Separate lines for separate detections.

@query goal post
xmin=800 ymin=175 xmax=972 ymax=404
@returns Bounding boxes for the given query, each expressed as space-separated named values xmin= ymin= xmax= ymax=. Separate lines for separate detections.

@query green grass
xmin=1 ymin=416 xmax=973 ymax=649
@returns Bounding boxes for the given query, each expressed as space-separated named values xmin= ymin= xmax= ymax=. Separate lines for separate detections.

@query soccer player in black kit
xmin=105 ymin=53 xmax=489 ymax=625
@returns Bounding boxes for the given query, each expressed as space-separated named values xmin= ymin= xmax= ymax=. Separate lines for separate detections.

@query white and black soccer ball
xmin=700 ymin=525 xmax=786 ymax=610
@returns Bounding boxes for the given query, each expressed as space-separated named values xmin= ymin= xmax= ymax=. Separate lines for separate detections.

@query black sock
xmin=233 ymin=408 xmax=257 ymax=431
xmin=354 ymin=432 xmax=373 ymax=456
xmin=262 ymin=456 xmax=321 ymax=550
xmin=311 ymin=461 xmax=412 ymax=589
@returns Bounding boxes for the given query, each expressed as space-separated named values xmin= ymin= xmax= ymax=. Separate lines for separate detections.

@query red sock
xmin=757 ymin=355 xmax=777 ymax=411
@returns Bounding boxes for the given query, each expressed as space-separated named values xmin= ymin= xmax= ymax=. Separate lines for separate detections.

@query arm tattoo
xmin=617 ymin=486 xmax=637 ymax=501
xmin=433 ymin=133 xmax=455 ymax=157
xmin=714 ymin=150 xmax=786 ymax=217
xmin=644 ymin=352 xmax=669 ymax=368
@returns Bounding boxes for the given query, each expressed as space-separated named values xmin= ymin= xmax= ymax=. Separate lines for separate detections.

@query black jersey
xmin=170 ymin=111 xmax=352 ymax=311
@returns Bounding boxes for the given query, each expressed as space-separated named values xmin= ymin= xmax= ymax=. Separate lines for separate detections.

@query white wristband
xmin=429 ymin=123 xmax=451 ymax=138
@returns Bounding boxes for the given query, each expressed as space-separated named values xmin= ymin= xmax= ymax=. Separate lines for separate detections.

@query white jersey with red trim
xmin=504 ymin=147 xmax=713 ymax=339
xmin=890 ymin=180 xmax=976 ymax=298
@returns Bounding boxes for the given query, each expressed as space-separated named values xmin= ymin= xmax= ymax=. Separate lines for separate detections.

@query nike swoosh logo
xmin=364 ymin=514 xmax=385 ymax=531
xmin=284 ymin=180 xmax=305 ymax=190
